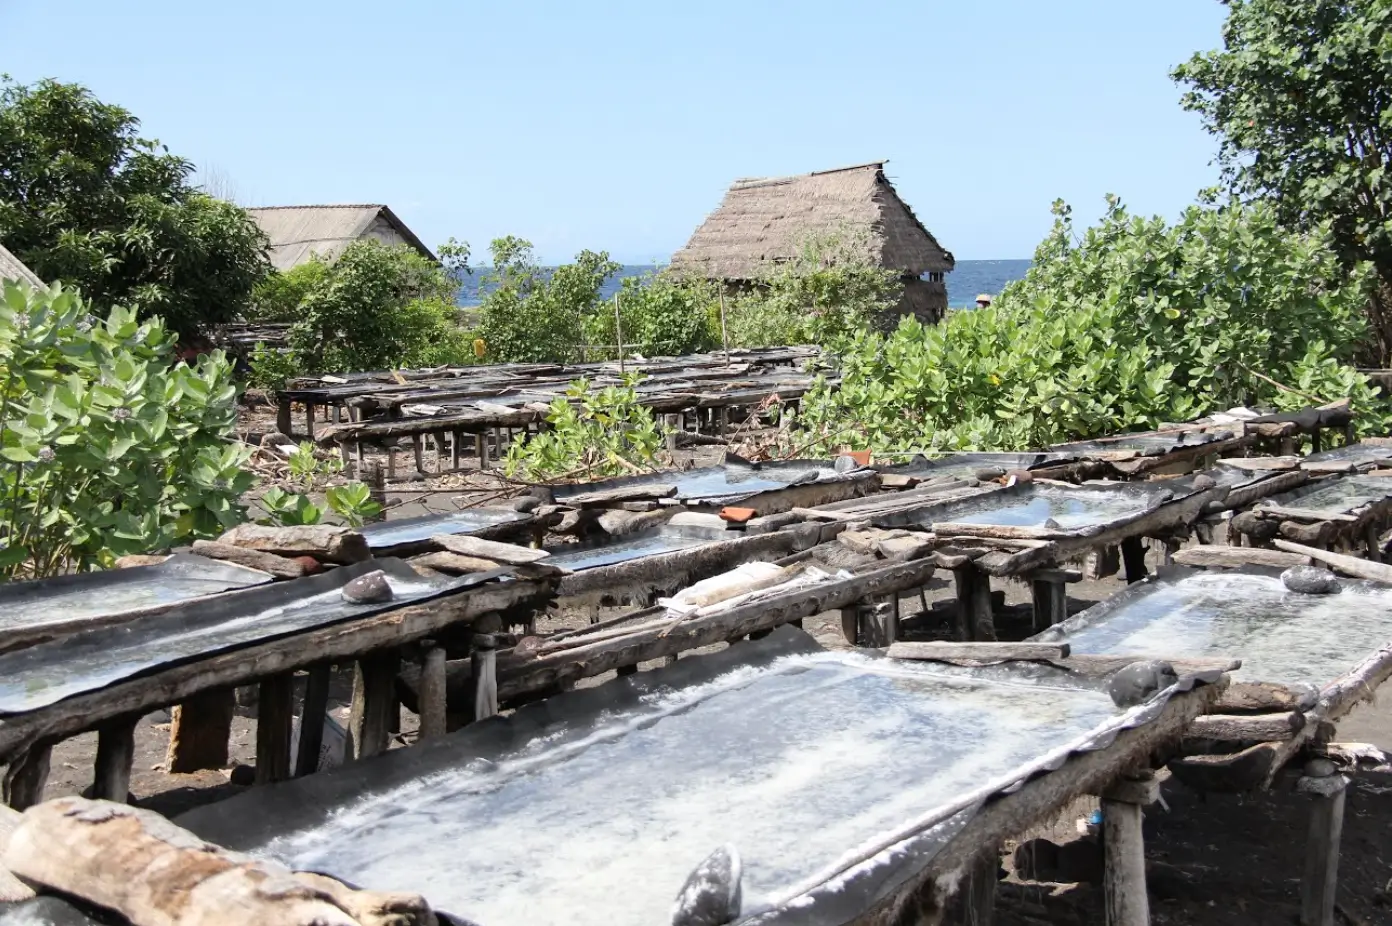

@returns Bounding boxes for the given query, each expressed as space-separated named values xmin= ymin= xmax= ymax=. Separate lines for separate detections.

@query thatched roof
xmin=668 ymin=162 xmax=954 ymax=281
xmin=0 ymin=243 xmax=42 ymax=288
xmin=245 ymin=205 xmax=436 ymax=271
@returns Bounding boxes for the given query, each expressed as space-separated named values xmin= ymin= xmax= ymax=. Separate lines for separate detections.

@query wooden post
xmin=862 ymin=601 xmax=897 ymax=648
xmin=166 ymin=687 xmax=236 ymax=773
xmin=348 ymin=650 xmax=400 ymax=761
xmin=614 ymin=294 xmax=625 ymax=374
xmin=1312 ymin=428 xmax=1323 ymax=454
xmin=952 ymin=565 xmax=996 ymax=642
xmin=412 ymin=437 xmax=425 ymax=475
xmin=719 ymin=291 xmax=730 ymax=366
xmin=1363 ymin=524 xmax=1382 ymax=564
xmin=294 ymin=663 xmax=332 ymax=778
xmin=472 ymin=634 xmax=499 ymax=722
xmin=839 ymin=606 xmax=860 ymax=646
xmin=1103 ymin=799 xmax=1148 ymax=925
xmin=92 ymin=717 xmax=138 ymax=803
xmin=1031 ymin=578 xmax=1068 ymax=631
xmin=946 ymin=852 xmax=998 ymax=926
xmin=276 ymin=398 xmax=293 ymax=438
xmin=3 ymin=742 xmax=51 ymax=810
xmin=665 ymin=414 xmax=680 ymax=451
xmin=1121 ymin=536 xmax=1148 ymax=584
xmin=451 ymin=429 xmax=463 ymax=470
xmin=475 ymin=433 xmax=488 ymax=467
xmin=255 ymin=674 xmax=294 ymax=785
xmin=365 ymin=461 xmax=387 ymax=522
xmin=1299 ymin=771 xmax=1348 ymax=926
xmin=305 ymin=403 xmax=316 ymax=440
xmin=418 ymin=643 xmax=448 ymax=743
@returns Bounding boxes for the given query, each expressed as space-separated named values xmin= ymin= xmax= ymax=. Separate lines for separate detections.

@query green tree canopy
xmin=0 ymin=78 xmax=270 ymax=337
xmin=1173 ymin=0 xmax=1392 ymax=360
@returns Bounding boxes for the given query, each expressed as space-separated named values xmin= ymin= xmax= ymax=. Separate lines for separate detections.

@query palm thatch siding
xmin=245 ymin=205 xmax=437 ymax=271
xmin=0 ymin=243 xmax=42 ymax=288
xmin=668 ymin=162 xmax=955 ymax=324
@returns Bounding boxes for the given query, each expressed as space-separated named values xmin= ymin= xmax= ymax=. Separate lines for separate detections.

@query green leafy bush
xmin=0 ymin=78 xmax=270 ymax=338
xmin=249 ymin=262 xmax=329 ymax=323
xmin=284 ymin=241 xmax=472 ymax=373
xmin=0 ymin=280 xmax=254 ymax=576
xmin=583 ymin=272 xmax=719 ymax=358
xmin=259 ymin=483 xmax=382 ymax=528
xmin=794 ymin=197 xmax=1388 ymax=454
xmin=723 ymin=229 xmax=902 ymax=348
xmin=474 ymin=238 xmax=619 ymax=363
xmin=503 ymin=375 xmax=667 ymax=481
xmin=247 ymin=342 xmax=303 ymax=393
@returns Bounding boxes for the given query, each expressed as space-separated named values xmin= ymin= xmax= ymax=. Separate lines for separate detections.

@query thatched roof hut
xmin=668 ymin=162 xmax=954 ymax=322
xmin=0 ymin=242 xmax=42 ymax=289
xmin=245 ymin=205 xmax=436 ymax=272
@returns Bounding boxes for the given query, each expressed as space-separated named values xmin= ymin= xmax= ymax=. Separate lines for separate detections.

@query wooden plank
xmin=1103 ymin=798 xmax=1150 ymax=926
xmin=189 ymin=540 xmax=304 ymax=579
xmin=1298 ymin=773 xmax=1348 ymax=926
xmin=1273 ymin=540 xmax=1392 ymax=584
xmin=1215 ymin=681 xmax=1317 ymax=714
xmin=418 ymin=644 xmax=448 ymax=742
xmin=215 ymin=524 xmax=370 ymax=564
xmin=254 ymin=674 xmax=294 ymax=784
xmin=166 ymin=688 xmax=235 ymax=773
xmin=294 ymin=664 xmax=331 ymax=778
xmin=92 ymin=718 xmax=137 ymax=803
xmin=1173 ymin=546 xmax=1310 ymax=569
xmin=1259 ymin=505 xmax=1362 ymax=523
xmin=887 ymin=642 xmax=1069 ymax=662
xmin=432 ymin=533 xmax=550 ymax=564
xmin=349 ymin=651 xmax=399 ymax=761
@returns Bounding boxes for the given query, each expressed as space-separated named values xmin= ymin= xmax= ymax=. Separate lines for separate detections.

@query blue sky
xmin=1 ymin=1 xmax=1228 ymax=264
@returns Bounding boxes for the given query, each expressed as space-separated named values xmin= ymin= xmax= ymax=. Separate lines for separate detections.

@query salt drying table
xmin=0 ymin=553 xmax=273 ymax=652
xmin=545 ymin=523 xmax=818 ymax=608
xmin=550 ymin=456 xmax=877 ymax=516
xmin=1230 ymin=473 xmax=1392 ymax=558
xmin=866 ymin=480 xmax=1221 ymax=640
xmin=1050 ymin=423 xmax=1247 ymax=476
xmin=1033 ymin=564 xmax=1392 ymax=789
xmin=1301 ymin=438 xmax=1392 ymax=473
xmin=360 ymin=506 xmax=537 ymax=556
xmin=0 ymin=560 xmax=557 ymax=809
xmin=177 ymin=627 xmax=1224 ymax=926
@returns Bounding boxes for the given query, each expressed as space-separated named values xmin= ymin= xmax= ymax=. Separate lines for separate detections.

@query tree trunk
xmin=1364 ymin=272 xmax=1392 ymax=367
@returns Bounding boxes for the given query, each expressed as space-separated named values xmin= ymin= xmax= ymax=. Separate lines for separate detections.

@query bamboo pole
xmin=719 ymin=291 xmax=730 ymax=366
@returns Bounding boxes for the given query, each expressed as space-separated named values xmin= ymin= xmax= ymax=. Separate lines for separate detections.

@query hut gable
xmin=245 ymin=205 xmax=437 ymax=272
xmin=0 ymin=243 xmax=42 ymax=289
xmin=668 ymin=162 xmax=954 ymax=282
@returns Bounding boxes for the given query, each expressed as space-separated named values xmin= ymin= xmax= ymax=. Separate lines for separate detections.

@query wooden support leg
xmin=1121 ymin=536 xmax=1148 ymax=584
xmin=332 ymin=405 xmax=342 ymax=424
xmin=1030 ymin=578 xmax=1068 ymax=631
xmin=475 ymin=433 xmax=488 ymax=467
xmin=305 ymin=404 xmax=316 ymax=440
xmin=665 ymin=414 xmax=680 ymax=451
xmin=1363 ymin=525 xmax=1382 ymax=564
xmin=472 ymin=634 xmax=499 ymax=722
xmin=862 ymin=601 xmax=897 ymax=648
xmin=418 ymin=644 xmax=448 ymax=743
xmin=1299 ymin=771 xmax=1349 ymax=926
xmin=293 ymin=664 xmax=331 ymax=778
xmin=1103 ymin=799 xmax=1149 ymax=926
xmin=166 ymin=687 xmax=235 ymax=773
xmin=839 ymin=605 xmax=860 ymax=646
xmin=255 ymin=674 xmax=294 ymax=785
xmin=952 ymin=565 xmax=996 ymax=641
xmin=276 ymin=399 xmax=293 ymax=437
xmin=1312 ymin=428 xmax=1323 ymax=454
xmin=4 ymin=742 xmax=51 ymax=810
xmin=451 ymin=430 xmax=462 ymax=470
xmin=92 ymin=717 xmax=138 ymax=803
xmin=349 ymin=650 xmax=400 ymax=761
xmin=412 ymin=437 xmax=425 ymax=474
xmin=386 ymin=449 xmax=396 ymax=481
xmin=946 ymin=851 xmax=998 ymax=925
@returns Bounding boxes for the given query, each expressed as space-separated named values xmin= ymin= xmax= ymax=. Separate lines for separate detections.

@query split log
xmin=166 ymin=688 xmax=236 ymax=773
xmin=1219 ymin=455 xmax=1299 ymax=470
xmin=1279 ymin=520 xmax=1339 ymax=546
xmin=216 ymin=524 xmax=369 ymax=564
xmin=191 ymin=540 xmax=305 ymax=579
xmin=1168 ymin=740 xmax=1293 ymax=793
xmin=349 ymin=651 xmax=399 ymax=761
xmin=1215 ymin=681 xmax=1318 ymax=714
xmin=1186 ymin=711 xmax=1305 ymax=742
xmin=431 ymin=533 xmax=549 ymax=564
xmin=1260 ymin=505 xmax=1361 ymax=523
xmin=886 ymin=642 xmax=1070 ymax=663
xmin=562 ymin=484 xmax=677 ymax=506
xmin=4 ymin=797 xmax=436 ymax=926
xmin=1173 ymin=546 xmax=1310 ymax=570
xmin=1273 ymin=540 xmax=1392 ymax=584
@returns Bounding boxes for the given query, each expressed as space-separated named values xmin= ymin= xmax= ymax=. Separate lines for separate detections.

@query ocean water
xmin=456 ymin=259 xmax=1031 ymax=310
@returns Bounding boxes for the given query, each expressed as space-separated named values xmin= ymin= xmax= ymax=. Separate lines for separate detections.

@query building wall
xmin=883 ymin=276 xmax=947 ymax=328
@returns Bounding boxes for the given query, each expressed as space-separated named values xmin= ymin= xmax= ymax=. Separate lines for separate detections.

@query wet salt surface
xmin=1303 ymin=442 xmax=1392 ymax=468
xmin=0 ymin=554 xmax=271 ymax=638
xmin=1045 ymin=572 xmax=1392 ymax=686
xmin=361 ymin=508 xmax=527 ymax=550
xmin=1262 ymin=475 xmax=1392 ymax=516
xmin=254 ymin=653 xmax=1123 ymax=926
xmin=938 ymin=485 xmax=1164 ymax=530
xmin=0 ymin=570 xmax=446 ymax=714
